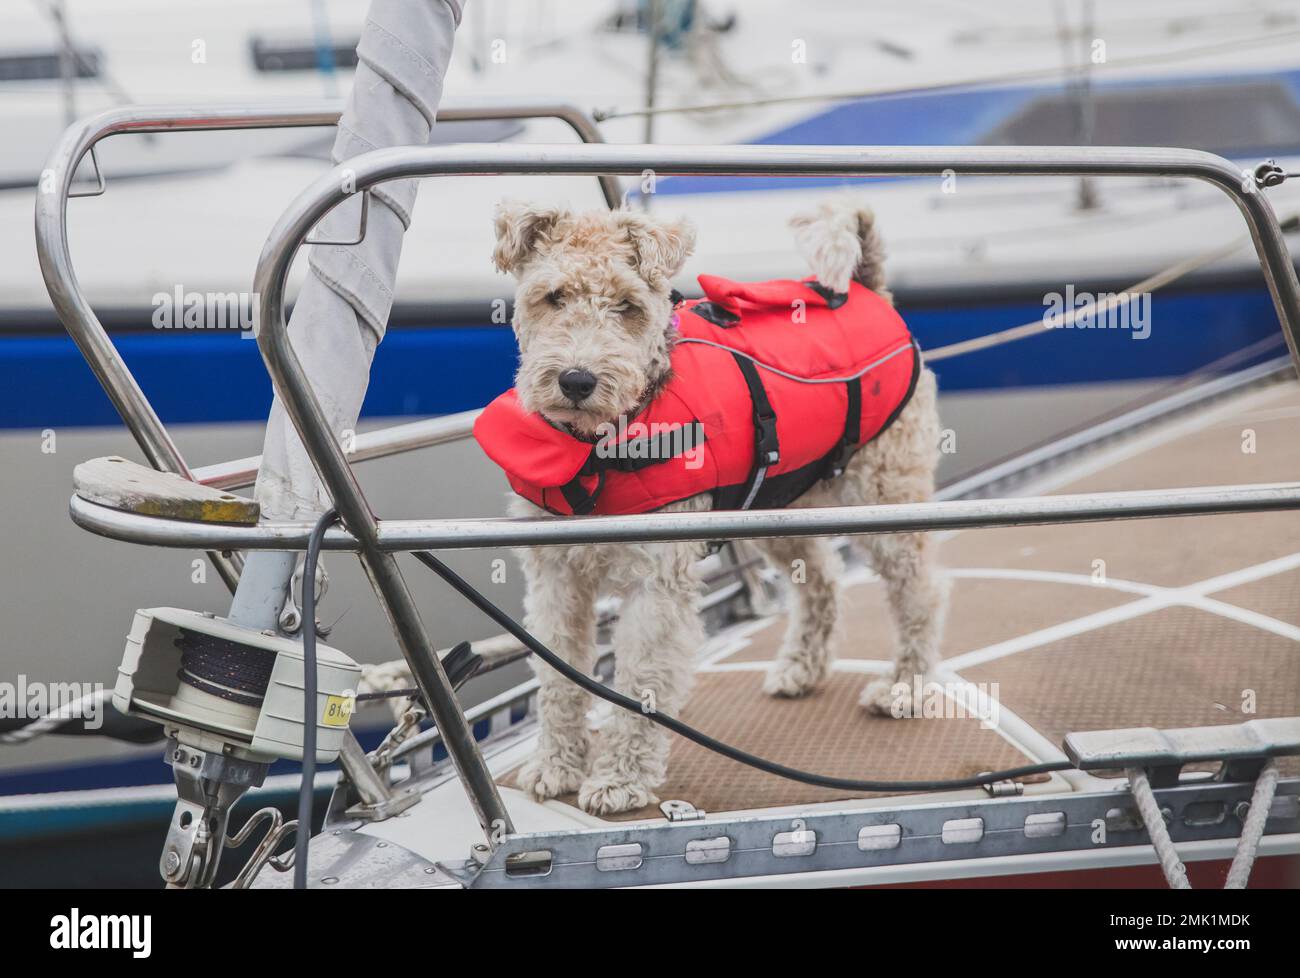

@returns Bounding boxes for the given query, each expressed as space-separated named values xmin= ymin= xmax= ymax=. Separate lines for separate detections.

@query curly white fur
xmin=495 ymin=199 xmax=946 ymax=815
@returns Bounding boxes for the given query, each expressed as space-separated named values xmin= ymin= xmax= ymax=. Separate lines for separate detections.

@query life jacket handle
xmin=697 ymin=274 xmax=835 ymax=315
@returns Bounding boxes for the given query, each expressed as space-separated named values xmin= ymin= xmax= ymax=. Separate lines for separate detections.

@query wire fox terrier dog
xmin=484 ymin=198 xmax=947 ymax=815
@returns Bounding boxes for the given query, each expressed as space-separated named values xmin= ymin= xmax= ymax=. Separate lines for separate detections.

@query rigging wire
xmin=593 ymin=27 xmax=1300 ymax=122
xmin=925 ymin=232 xmax=1253 ymax=361
xmin=294 ymin=508 xmax=338 ymax=890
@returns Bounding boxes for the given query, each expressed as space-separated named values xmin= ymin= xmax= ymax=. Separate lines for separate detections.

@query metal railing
xmin=33 ymin=100 xmax=619 ymax=584
xmin=192 ymin=407 xmax=482 ymax=491
xmin=47 ymin=137 xmax=1300 ymax=847
xmin=68 ymin=480 xmax=1300 ymax=551
xmin=236 ymin=142 xmax=1300 ymax=842
xmin=32 ymin=102 xmax=621 ymax=841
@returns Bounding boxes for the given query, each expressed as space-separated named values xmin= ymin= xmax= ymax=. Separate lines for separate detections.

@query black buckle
xmin=806 ymin=280 xmax=849 ymax=309
xmin=755 ymin=413 xmax=780 ymax=466
xmin=442 ymin=641 xmax=484 ymax=691
xmin=692 ymin=301 xmax=742 ymax=329
xmin=823 ymin=442 xmax=853 ymax=480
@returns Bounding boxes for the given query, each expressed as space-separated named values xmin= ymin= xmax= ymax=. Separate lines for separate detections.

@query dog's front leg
xmin=755 ymin=535 xmax=842 ymax=697
xmin=516 ymin=543 xmax=600 ymax=801
xmin=578 ymin=545 xmax=702 ymax=816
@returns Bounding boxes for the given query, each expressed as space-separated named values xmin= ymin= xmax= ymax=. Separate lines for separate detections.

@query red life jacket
xmin=474 ymin=274 xmax=920 ymax=516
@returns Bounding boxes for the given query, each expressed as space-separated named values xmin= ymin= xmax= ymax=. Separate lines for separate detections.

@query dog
xmin=484 ymin=197 xmax=947 ymax=815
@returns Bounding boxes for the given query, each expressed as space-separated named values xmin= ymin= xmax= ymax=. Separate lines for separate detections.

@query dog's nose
xmin=558 ymin=369 xmax=598 ymax=403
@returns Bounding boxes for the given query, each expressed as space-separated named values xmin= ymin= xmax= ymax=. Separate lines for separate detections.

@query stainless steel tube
xmin=256 ymin=143 xmax=1300 ymax=368
xmin=71 ymin=481 xmax=1300 ymax=552
xmin=193 ymin=408 xmax=483 ymax=491
xmin=33 ymin=103 xmax=620 ymax=590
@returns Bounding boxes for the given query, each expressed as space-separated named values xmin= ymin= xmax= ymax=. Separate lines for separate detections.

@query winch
xmin=113 ymin=607 xmax=360 ymax=887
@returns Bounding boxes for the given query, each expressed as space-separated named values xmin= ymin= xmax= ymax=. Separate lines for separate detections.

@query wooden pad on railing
xmin=73 ymin=456 xmax=260 ymax=525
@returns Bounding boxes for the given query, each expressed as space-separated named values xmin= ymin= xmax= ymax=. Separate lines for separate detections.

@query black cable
xmin=295 ymin=508 xmax=338 ymax=890
xmin=411 ymin=550 xmax=1072 ymax=794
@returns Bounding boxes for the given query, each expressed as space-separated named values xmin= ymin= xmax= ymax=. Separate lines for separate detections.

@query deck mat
xmin=720 ymin=576 xmax=1136 ymax=663
xmin=1210 ymin=567 xmax=1300 ymax=627
xmin=509 ymin=671 xmax=1039 ymax=819
xmin=939 ymin=510 xmax=1300 ymax=589
xmin=942 ymin=382 xmax=1300 ymax=586
xmin=961 ymin=605 xmax=1300 ymax=778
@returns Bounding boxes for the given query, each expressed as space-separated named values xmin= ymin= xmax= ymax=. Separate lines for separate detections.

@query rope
xmin=0 ymin=689 xmax=106 ymax=745
xmin=923 ymin=233 xmax=1253 ymax=362
xmin=1127 ymin=767 xmax=1191 ymax=889
xmin=1129 ymin=762 xmax=1285 ymax=890
xmin=1225 ymin=760 xmax=1280 ymax=889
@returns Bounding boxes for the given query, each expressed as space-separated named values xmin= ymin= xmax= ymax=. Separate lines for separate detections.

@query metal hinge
xmin=660 ymin=799 xmax=707 ymax=822
xmin=981 ymin=776 xmax=1024 ymax=798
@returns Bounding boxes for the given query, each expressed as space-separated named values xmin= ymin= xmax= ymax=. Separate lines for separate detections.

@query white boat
xmin=1 ymin=0 xmax=1299 ymax=890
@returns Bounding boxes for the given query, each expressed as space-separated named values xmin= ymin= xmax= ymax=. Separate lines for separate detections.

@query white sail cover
xmin=255 ymin=0 xmax=464 ymax=520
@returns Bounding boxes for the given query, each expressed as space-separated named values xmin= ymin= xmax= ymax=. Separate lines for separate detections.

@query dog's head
xmin=492 ymin=201 xmax=696 ymax=438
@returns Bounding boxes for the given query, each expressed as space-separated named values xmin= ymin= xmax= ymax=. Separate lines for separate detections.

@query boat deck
xmin=501 ymin=378 xmax=1300 ymax=821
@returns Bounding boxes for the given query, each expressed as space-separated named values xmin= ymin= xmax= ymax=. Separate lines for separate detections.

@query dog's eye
xmin=545 ymin=289 xmax=566 ymax=308
xmin=612 ymin=300 xmax=639 ymax=317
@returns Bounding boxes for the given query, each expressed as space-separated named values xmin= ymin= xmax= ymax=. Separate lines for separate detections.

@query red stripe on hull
xmin=860 ymin=854 xmax=1300 ymax=889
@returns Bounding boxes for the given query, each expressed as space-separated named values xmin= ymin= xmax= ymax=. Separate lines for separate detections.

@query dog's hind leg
xmin=834 ymin=369 xmax=950 ymax=713
xmin=755 ymin=533 xmax=842 ymax=698
xmin=515 ymin=537 xmax=602 ymax=802
xmin=855 ymin=527 xmax=948 ymax=714
xmin=578 ymin=537 xmax=704 ymax=816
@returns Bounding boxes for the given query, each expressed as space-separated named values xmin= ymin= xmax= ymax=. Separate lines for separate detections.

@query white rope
xmin=0 ymin=689 xmax=106 ymax=745
xmin=924 ymin=233 xmax=1252 ymax=362
xmin=1129 ymin=762 xmax=1284 ymax=890
xmin=1225 ymin=760 xmax=1280 ymax=889
xmin=360 ymin=634 xmax=527 ymax=722
xmin=689 ymin=212 xmax=1291 ymax=369
xmin=1127 ymin=767 xmax=1192 ymax=889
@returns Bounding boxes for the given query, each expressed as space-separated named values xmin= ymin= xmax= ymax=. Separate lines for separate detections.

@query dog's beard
xmin=539 ymin=404 xmax=607 ymax=440
xmin=539 ymin=390 xmax=638 ymax=439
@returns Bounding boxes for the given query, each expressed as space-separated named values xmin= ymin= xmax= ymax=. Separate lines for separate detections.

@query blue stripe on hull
xmin=0 ymin=286 xmax=1281 ymax=430
xmin=0 ymin=723 xmax=391 ymax=801
xmin=0 ymin=326 xmax=519 ymax=429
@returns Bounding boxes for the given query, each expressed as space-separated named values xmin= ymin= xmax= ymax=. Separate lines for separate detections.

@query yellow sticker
xmin=322 ymin=693 xmax=355 ymax=728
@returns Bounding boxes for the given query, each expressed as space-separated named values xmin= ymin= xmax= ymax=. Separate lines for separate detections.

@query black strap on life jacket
xmin=820 ymin=376 xmax=862 ymax=481
xmin=714 ymin=351 xmax=780 ymax=510
xmin=805 ymin=279 xmax=849 ymax=309
xmin=551 ymin=422 xmax=706 ymax=515
xmin=690 ymin=301 xmax=742 ymax=329
xmin=819 ymin=337 xmax=922 ymax=483
xmin=555 ymin=469 xmax=605 ymax=515
xmin=580 ymin=422 xmax=706 ymax=475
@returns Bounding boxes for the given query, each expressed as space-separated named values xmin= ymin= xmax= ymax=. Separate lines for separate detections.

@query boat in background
xmin=2 ymin=0 xmax=1300 ymax=848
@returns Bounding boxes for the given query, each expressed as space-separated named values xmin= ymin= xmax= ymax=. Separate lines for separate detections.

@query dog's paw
xmin=577 ymin=773 xmax=658 ymax=816
xmin=762 ymin=657 xmax=826 ymax=698
xmin=516 ymin=753 xmax=587 ymax=802
xmin=858 ymin=676 xmax=905 ymax=716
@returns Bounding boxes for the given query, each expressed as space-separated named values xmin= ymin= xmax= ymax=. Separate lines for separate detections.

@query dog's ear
xmin=615 ymin=211 xmax=696 ymax=288
xmin=492 ymin=200 xmax=565 ymax=275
